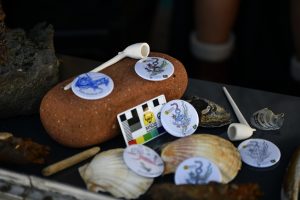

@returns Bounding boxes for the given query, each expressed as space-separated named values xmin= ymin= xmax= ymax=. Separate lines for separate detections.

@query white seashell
xmin=79 ymin=148 xmax=153 ymax=199
xmin=250 ymin=108 xmax=284 ymax=131
xmin=161 ymin=134 xmax=241 ymax=183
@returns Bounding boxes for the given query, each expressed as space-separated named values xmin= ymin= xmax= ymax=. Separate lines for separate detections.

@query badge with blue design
xmin=71 ymin=72 xmax=114 ymax=100
xmin=238 ymin=138 xmax=281 ymax=168
xmin=175 ymin=157 xmax=222 ymax=185
xmin=135 ymin=57 xmax=174 ymax=81
xmin=161 ymin=99 xmax=199 ymax=137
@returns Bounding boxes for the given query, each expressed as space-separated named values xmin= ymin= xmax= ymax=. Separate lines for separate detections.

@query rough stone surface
xmin=0 ymin=23 xmax=59 ymax=118
xmin=40 ymin=52 xmax=188 ymax=148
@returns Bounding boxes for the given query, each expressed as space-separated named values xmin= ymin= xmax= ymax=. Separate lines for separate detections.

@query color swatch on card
xmin=117 ymin=95 xmax=167 ymax=146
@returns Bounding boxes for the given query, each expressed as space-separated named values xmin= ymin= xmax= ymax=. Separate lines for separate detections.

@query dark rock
xmin=0 ymin=23 xmax=59 ymax=118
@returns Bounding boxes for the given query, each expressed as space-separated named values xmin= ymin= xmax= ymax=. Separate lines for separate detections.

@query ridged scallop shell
xmin=250 ymin=108 xmax=284 ymax=131
xmin=161 ymin=134 xmax=241 ymax=183
xmin=79 ymin=148 xmax=153 ymax=199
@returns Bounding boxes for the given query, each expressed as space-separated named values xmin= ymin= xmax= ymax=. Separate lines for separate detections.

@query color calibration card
xmin=117 ymin=95 xmax=167 ymax=146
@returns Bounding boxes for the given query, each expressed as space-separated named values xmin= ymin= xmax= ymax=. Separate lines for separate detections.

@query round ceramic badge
xmin=71 ymin=72 xmax=114 ymax=100
xmin=175 ymin=157 xmax=222 ymax=185
xmin=134 ymin=57 xmax=174 ymax=81
xmin=123 ymin=144 xmax=164 ymax=178
xmin=160 ymin=100 xmax=199 ymax=137
xmin=238 ymin=138 xmax=281 ymax=168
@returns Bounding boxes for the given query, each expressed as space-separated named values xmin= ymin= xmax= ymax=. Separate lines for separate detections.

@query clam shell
xmin=79 ymin=148 xmax=153 ymax=199
xmin=186 ymin=96 xmax=232 ymax=127
xmin=250 ymin=108 xmax=284 ymax=131
xmin=161 ymin=134 xmax=241 ymax=183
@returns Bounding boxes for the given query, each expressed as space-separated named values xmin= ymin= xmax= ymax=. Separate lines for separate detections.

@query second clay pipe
xmin=223 ymin=86 xmax=256 ymax=141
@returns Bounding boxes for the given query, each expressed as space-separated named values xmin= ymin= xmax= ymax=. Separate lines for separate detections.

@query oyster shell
xmin=161 ymin=134 xmax=241 ymax=183
xmin=79 ymin=148 xmax=153 ymax=199
xmin=250 ymin=108 xmax=284 ymax=131
xmin=186 ymin=96 xmax=232 ymax=127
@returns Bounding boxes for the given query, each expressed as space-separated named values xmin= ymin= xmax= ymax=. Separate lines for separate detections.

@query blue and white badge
xmin=135 ymin=57 xmax=174 ymax=81
xmin=123 ymin=144 xmax=164 ymax=178
xmin=160 ymin=100 xmax=199 ymax=137
xmin=175 ymin=157 xmax=222 ymax=185
xmin=238 ymin=138 xmax=281 ymax=168
xmin=71 ymin=72 xmax=114 ymax=100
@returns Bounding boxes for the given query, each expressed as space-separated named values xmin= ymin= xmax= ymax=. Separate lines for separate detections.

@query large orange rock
xmin=40 ymin=52 xmax=188 ymax=148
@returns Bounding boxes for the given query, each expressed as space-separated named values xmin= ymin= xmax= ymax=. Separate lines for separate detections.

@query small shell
xmin=79 ymin=148 xmax=153 ymax=199
xmin=161 ymin=134 xmax=241 ymax=183
xmin=186 ymin=96 xmax=232 ymax=127
xmin=250 ymin=108 xmax=284 ymax=131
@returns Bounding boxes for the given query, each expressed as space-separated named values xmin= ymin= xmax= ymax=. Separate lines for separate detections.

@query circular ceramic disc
xmin=134 ymin=57 xmax=174 ymax=81
xmin=175 ymin=157 xmax=222 ymax=185
xmin=71 ymin=72 xmax=114 ymax=100
xmin=123 ymin=144 xmax=164 ymax=178
xmin=160 ymin=100 xmax=199 ymax=137
xmin=238 ymin=138 xmax=281 ymax=168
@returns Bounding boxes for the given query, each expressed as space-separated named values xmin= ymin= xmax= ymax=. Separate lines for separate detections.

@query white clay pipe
xmin=222 ymin=86 xmax=250 ymax=126
xmin=222 ymin=86 xmax=255 ymax=141
xmin=64 ymin=42 xmax=150 ymax=90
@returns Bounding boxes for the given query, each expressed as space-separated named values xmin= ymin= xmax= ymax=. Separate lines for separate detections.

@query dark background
xmin=0 ymin=2 xmax=298 ymax=199
xmin=2 ymin=0 xmax=299 ymax=96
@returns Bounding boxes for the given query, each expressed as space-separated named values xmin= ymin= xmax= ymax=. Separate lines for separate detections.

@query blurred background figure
xmin=189 ymin=0 xmax=239 ymax=82
xmin=290 ymin=0 xmax=300 ymax=82
xmin=181 ymin=0 xmax=300 ymax=96
xmin=190 ymin=0 xmax=300 ymax=86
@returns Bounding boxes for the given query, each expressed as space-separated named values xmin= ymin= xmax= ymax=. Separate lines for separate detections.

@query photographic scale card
xmin=117 ymin=95 xmax=167 ymax=146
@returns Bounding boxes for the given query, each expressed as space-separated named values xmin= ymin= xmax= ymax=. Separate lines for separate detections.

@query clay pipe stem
xmin=63 ymin=42 xmax=150 ymax=90
xmin=63 ymin=53 xmax=125 ymax=90
xmin=42 ymin=146 xmax=100 ymax=176
xmin=222 ymin=86 xmax=249 ymax=126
